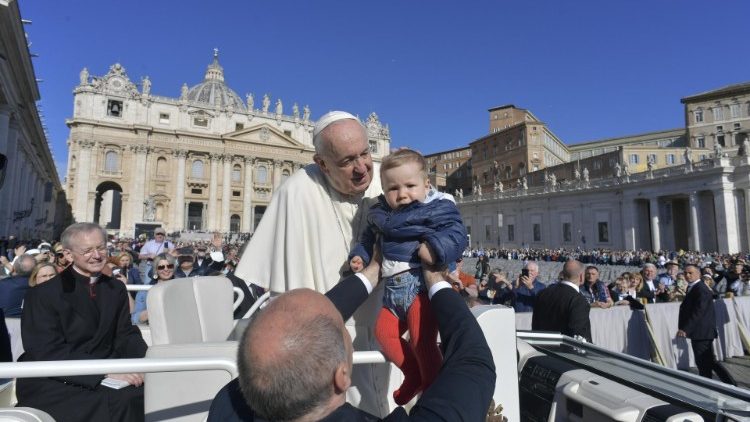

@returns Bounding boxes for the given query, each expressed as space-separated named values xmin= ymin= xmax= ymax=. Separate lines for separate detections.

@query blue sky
xmin=19 ymin=0 xmax=750 ymax=178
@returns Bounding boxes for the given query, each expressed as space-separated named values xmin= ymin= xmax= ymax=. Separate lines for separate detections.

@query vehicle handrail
xmin=127 ymin=284 xmax=245 ymax=312
xmin=0 ymin=357 xmax=237 ymax=379
xmin=240 ymin=290 xmax=271 ymax=320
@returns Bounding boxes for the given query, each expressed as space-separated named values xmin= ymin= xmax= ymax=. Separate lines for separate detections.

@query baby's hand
xmin=350 ymin=256 xmax=364 ymax=273
xmin=418 ymin=242 xmax=437 ymax=266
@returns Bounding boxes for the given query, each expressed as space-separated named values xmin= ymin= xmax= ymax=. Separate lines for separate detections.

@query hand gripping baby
xmin=350 ymin=148 xmax=468 ymax=405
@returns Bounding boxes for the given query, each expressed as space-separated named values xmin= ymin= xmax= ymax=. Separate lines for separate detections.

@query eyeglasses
xmin=73 ymin=246 xmax=108 ymax=258
xmin=157 ymin=264 xmax=175 ymax=270
xmin=55 ymin=252 xmax=65 ymax=258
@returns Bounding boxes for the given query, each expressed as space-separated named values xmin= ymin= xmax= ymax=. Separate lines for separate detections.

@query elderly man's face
xmin=642 ymin=266 xmax=656 ymax=280
xmin=315 ymin=120 xmax=373 ymax=196
xmin=64 ymin=230 xmax=107 ymax=277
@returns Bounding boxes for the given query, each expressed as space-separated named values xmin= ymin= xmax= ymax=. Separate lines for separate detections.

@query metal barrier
xmin=126 ymin=284 xmax=245 ymax=313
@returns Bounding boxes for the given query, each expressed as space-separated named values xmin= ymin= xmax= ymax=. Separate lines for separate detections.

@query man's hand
xmin=105 ymin=373 xmax=144 ymax=387
xmin=115 ymin=273 xmax=128 ymax=284
xmin=519 ymin=275 xmax=533 ymax=289
xmin=349 ymin=256 xmax=364 ymax=273
xmin=14 ymin=244 xmax=26 ymax=256
xmin=417 ymin=242 xmax=437 ymax=266
xmin=676 ymin=330 xmax=687 ymax=337
xmin=422 ymin=263 xmax=450 ymax=291
xmin=359 ymin=242 xmax=382 ymax=288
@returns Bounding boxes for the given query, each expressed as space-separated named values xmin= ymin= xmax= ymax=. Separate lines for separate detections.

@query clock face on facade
xmin=108 ymin=77 xmax=124 ymax=91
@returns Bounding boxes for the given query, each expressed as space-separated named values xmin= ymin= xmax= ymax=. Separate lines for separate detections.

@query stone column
xmin=622 ymin=198 xmax=637 ymax=250
xmin=688 ymin=192 xmax=701 ymax=251
xmin=0 ymin=120 xmax=18 ymax=234
xmin=172 ymin=150 xmax=187 ymax=231
xmin=649 ymin=197 xmax=661 ymax=252
xmin=207 ymin=153 xmax=221 ymax=231
xmin=129 ymin=145 xmax=149 ymax=226
xmin=0 ymin=108 xmax=10 ymax=153
xmin=242 ymin=156 xmax=255 ymax=232
xmin=744 ymin=188 xmax=750 ymax=253
xmin=221 ymin=155 xmax=232 ymax=232
xmin=184 ymin=202 xmax=189 ymax=230
xmin=87 ymin=191 xmax=96 ymax=223
xmin=713 ymin=187 xmax=741 ymax=254
xmin=202 ymin=203 xmax=208 ymax=230
xmin=75 ymin=140 xmax=96 ymax=222
xmin=272 ymin=160 xmax=283 ymax=189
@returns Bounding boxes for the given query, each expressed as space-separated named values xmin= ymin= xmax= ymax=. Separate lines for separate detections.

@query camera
xmin=112 ymin=267 xmax=121 ymax=276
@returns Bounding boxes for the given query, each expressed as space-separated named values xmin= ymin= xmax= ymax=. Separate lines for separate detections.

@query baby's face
xmin=381 ymin=161 xmax=429 ymax=209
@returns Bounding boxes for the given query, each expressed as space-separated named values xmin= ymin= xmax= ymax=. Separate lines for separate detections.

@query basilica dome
xmin=186 ymin=52 xmax=246 ymax=111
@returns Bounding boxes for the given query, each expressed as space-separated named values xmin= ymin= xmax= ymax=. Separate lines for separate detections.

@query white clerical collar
xmin=72 ymin=265 xmax=100 ymax=283
xmin=561 ymin=281 xmax=579 ymax=292
xmin=687 ymin=280 xmax=701 ymax=292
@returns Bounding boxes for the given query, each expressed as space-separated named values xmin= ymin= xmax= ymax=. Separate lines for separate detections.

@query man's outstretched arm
xmin=325 ymin=245 xmax=381 ymax=320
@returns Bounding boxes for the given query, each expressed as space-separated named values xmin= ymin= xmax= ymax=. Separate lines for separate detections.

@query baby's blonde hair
xmin=381 ymin=148 xmax=427 ymax=179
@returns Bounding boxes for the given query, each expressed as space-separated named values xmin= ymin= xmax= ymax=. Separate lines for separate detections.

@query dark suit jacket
xmin=208 ymin=275 xmax=496 ymax=421
xmin=16 ymin=265 xmax=147 ymax=416
xmin=0 ymin=275 xmax=30 ymax=317
xmin=639 ymin=279 xmax=669 ymax=303
xmin=532 ymin=282 xmax=592 ymax=342
xmin=679 ymin=281 xmax=717 ymax=340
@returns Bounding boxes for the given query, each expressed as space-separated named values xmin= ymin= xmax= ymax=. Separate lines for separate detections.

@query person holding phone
xmin=513 ymin=261 xmax=545 ymax=313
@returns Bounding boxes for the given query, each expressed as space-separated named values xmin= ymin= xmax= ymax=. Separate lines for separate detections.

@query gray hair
xmin=524 ymin=261 xmax=539 ymax=271
xmin=60 ymin=223 xmax=107 ymax=250
xmin=642 ymin=263 xmax=657 ymax=271
xmin=238 ymin=313 xmax=346 ymax=421
xmin=14 ymin=255 xmax=36 ymax=277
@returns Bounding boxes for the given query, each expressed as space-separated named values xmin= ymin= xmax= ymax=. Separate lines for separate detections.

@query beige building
xmin=682 ymin=82 xmax=750 ymax=151
xmin=0 ymin=0 xmax=68 ymax=239
xmin=424 ymin=146 xmax=472 ymax=194
xmin=65 ymin=52 xmax=391 ymax=236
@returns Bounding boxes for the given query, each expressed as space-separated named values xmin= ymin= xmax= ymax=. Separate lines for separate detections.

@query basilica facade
xmin=65 ymin=52 xmax=391 ymax=236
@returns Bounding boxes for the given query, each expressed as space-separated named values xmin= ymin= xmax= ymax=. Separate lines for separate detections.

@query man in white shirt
xmin=641 ymin=263 xmax=667 ymax=303
xmin=137 ymin=227 xmax=173 ymax=281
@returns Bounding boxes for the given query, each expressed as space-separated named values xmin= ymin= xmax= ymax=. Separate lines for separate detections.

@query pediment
xmin=223 ymin=124 xmax=307 ymax=149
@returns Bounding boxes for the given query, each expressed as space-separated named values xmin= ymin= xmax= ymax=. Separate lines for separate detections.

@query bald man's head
xmin=562 ymin=259 xmax=585 ymax=286
xmin=237 ymin=289 xmax=351 ymax=421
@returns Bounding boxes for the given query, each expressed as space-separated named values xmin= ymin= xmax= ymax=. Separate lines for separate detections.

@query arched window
xmin=104 ymin=151 xmax=119 ymax=172
xmin=257 ymin=165 xmax=268 ymax=183
xmin=70 ymin=155 xmax=77 ymax=171
xmin=281 ymin=169 xmax=290 ymax=182
xmin=156 ymin=157 xmax=167 ymax=176
xmin=232 ymin=164 xmax=242 ymax=182
xmin=156 ymin=203 xmax=165 ymax=221
xmin=230 ymin=214 xmax=241 ymax=233
xmin=192 ymin=160 xmax=204 ymax=178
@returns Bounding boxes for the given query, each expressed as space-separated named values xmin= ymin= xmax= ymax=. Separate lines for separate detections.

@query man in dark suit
xmin=17 ymin=223 xmax=148 ymax=422
xmin=677 ymin=264 xmax=736 ymax=385
xmin=207 ymin=252 xmax=496 ymax=421
xmin=532 ymin=259 xmax=592 ymax=342
xmin=639 ymin=263 xmax=669 ymax=303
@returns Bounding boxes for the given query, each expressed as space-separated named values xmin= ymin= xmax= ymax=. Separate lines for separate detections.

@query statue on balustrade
xmin=713 ymin=142 xmax=723 ymax=159
xmin=262 ymin=94 xmax=271 ymax=113
xmin=582 ymin=167 xmax=590 ymax=188
xmin=79 ymin=67 xmax=89 ymax=85
xmin=684 ymin=147 xmax=693 ymax=172
xmin=143 ymin=196 xmax=156 ymax=222
xmin=646 ymin=156 xmax=654 ymax=179
xmin=622 ymin=162 xmax=631 ymax=183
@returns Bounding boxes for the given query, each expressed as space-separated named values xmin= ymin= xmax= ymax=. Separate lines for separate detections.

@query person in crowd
xmin=132 ymin=253 xmax=175 ymax=325
xmin=475 ymin=254 xmax=490 ymax=280
xmin=28 ymin=262 xmax=57 ymax=287
xmin=233 ymin=111 xmax=387 ymax=416
xmin=447 ymin=257 xmax=476 ymax=293
xmin=532 ymin=259 xmax=592 ymax=342
xmin=348 ymin=148 xmax=467 ymax=405
xmin=490 ymin=269 xmax=514 ymax=307
xmin=112 ymin=251 xmax=142 ymax=286
xmin=17 ymin=222 xmax=147 ymax=422
xmin=668 ymin=272 xmax=688 ymax=302
xmin=513 ymin=261 xmax=545 ymax=313
xmin=176 ymin=234 xmax=225 ymax=278
xmin=0 ymin=254 xmax=35 ymax=316
xmin=52 ymin=242 xmax=70 ymax=273
xmin=715 ymin=259 xmax=745 ymax=296
xmin=0 ymin=255 xmax=12 ymax=277
xmin=640 ymin=263 xmax=668 ymax=303
xmin=658 ymin=260 xmax=680 ymax=289
xmin=137 ymin=227 xmax=174 ymax=282
xmin=581 ymin=265 xmax=613 ymax=308
xmin=677 ymin=264 xmax=737 ymax=385
xmin=208 ymin=250 xmax=495 ymax=421
xmin=610 ymin=276 xmax=631 ymax=305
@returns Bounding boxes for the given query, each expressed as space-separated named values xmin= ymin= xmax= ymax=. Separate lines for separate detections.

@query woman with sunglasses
xmin=131 ymin=254 xmax=175 ymax=324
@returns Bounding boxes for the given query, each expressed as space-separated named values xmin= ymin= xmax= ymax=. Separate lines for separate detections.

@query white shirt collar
xmin=687 ymin=280 xmax=701 ymax=291
xmin=561 ymin=281 xmax=579 ymax=292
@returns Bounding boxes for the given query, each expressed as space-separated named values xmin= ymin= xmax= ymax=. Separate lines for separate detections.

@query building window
xmin=230 ymin=214 xmax=241 ymax=233
xmin=717 ymin=134 xmax=725 ymax=146
xmin=257 ymin=165 xmax=268 ymax=183
xmin=283 ymin=130 xmax=292 ymax=136
xmin=562 ymin=223 xmax=572 ymax=242
xmin=485 ymin=225 xmax=491 ymax=242
xmin=369 ymin=140 xmax=378 ymax=153
xmin=713 ymin=107 xmax=723 ymax=121
xmin=731 ymin=104 xmax=740 ymax=119
xmin=282 ymin=169 xmax=291 ymax=181
xmin=232 ymin=164 xmax=242 ymax=182
xmin=193 ymin=116 xmax=209 ymax=127
xmin=44 ymin=182 xmax=53 ymax=202
xmin=507 ymin=225 xmax=514 ymax=242
xmin=191 ymin=188 xmax=202 ymax=195
xmin=697 ymin=137 xmax=705 ymax=148
xmin=159 ymin=113 xmax=170 ymax=124
xmin=104 ymin=151 xmax=119 ymax=172
xmin=191 ymin=160 xmax=204 ymax=178
xmin=235 ymin=123 xmax=244 ymax=131
xmin=734 ymin=123 xmax=741 ymax=131
xmin=233 ymin=190 xmax=241 ymax=197
xmin=598 ymin=222 xmax=609 ymax=242
xmin=532 ymin=224 xmax=541 ymax=242
xmin=156 ymin=157 xmax=167 ymax=176
xmin=694 ymin=109 xmax=703 ymax=123
xmin=107 ymin=100 xmax=123 ymax=117
xmin=666 ymin=154 xmax=675 ymax=165
xmin=593 ymin=160 xmax=602 ymax=170
xmin=647 ymin=154 xmax=657 ymax=164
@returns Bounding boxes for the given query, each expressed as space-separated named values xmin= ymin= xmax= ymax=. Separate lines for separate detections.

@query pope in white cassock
xmin=234 ymin=111 xmax=392 ymax=416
